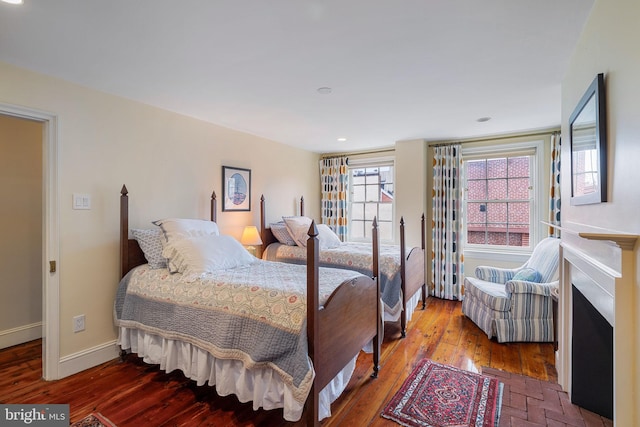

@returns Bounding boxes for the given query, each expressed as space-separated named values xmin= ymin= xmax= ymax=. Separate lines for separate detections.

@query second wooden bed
xmin=259 ymin=195 xmax=426 ymax=337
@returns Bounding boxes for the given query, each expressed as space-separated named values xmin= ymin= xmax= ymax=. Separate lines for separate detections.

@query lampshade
xmin=240 ymin=225 xmax=263 ymax=247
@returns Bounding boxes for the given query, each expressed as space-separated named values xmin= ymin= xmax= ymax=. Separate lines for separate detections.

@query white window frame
xmin=347 ymin=156 xmax=395 ymax=244
xmin=462 ymin=140 xmax=545 ymax=260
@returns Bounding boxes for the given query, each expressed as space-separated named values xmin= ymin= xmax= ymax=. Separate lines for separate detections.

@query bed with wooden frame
xmin=259 ymin=195 xmax=426 ymax=337
xmin=116 ymin=185 xmax=381 ymax=425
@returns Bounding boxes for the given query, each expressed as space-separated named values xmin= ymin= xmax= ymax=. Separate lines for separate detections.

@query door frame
xmin=1 ymin=103 xmax=59 ymax=380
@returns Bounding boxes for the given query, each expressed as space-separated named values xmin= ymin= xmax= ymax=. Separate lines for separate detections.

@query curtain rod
xmin=320 ymin=147 xmax=395 ymax=159
xmin=320 ymin=127 xmax=560 ymax=156
xmin=428 ymin=127 xmax=560 ymax=147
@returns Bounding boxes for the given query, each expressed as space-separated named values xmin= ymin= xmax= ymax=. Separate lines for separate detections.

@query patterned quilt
xmin=114 ymin=261 xmax=363 ymax=405
xmin=263 ymin=242 xmax=406 ymax=310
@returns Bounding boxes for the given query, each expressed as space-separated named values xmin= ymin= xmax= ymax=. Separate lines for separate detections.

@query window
xmin=348 ymin=161 xmax=394 ymax=242
xmin=463 ymin=142 xmax=542 ymax=250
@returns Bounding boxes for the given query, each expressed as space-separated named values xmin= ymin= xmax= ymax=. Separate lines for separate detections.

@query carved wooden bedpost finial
xmin=121 ymin=184 xmax=128 ymax=196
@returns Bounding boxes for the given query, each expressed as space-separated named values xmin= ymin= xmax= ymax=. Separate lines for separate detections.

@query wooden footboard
xmin=306 ymin=220 xmax=380 ymax=426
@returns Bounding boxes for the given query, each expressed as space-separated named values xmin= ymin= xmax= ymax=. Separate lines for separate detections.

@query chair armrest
xmin=474 ymin=266 xmax=520 ymax=283
xmin=506 ymin=280 xmax=559 ymax=297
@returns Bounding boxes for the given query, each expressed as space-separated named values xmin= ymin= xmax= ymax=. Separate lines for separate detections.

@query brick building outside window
xmin=462 ymin=140 xmax=544 ymax=251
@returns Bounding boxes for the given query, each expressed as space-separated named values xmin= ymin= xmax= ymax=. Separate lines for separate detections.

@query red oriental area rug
xmin=381 ymin=359 xmax=503 ymax=427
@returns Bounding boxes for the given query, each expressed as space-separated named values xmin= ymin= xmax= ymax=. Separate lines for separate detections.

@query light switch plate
xmin=72 ymin=193 xmax=91 ymax=210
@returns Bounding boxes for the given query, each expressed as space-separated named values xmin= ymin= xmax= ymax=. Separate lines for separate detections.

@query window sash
xmin=347 ymin=160 xmax=394 ymax=243
xmin=463 ymin=152 xmax=535 ymax=250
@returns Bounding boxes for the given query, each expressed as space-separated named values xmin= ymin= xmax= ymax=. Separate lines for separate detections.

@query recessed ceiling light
xmin=337 ymin=137 xmax=347 ymax=142
xmin=317 ymin=87 xmax=332 ymax=95
xmin=476 ymin=117 xmax=491 ymax=122
xmin=1 ymin=0 xmax=24 ymax=4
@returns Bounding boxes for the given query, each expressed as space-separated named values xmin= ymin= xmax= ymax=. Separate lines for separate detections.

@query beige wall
xmin=0 ymin=61 xmax=320 ymax=360
xmin=395 ymin=140 xmax=427 ymax=249
xmin=561 ymin=0 xmax=639 ymax=420
xmin=0 ymin=115 xmax=43 ymax=347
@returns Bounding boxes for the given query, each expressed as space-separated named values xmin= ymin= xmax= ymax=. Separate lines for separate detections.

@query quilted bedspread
xmin=114 ymin=261 xmax=363 ymax=404
xmin=263 ymin=242 xmax=406 ymax=309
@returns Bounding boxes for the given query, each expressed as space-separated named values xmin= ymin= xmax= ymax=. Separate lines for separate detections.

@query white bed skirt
xmin=384 ymin=289 xmax=422 ymax=322
xmin=117 ymin=327 xmax=356 ymax=422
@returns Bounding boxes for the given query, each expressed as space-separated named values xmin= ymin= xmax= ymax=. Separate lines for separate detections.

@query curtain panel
xmin=431 ymin=145 xmax=464 ymax=300
xmin=319 ymin=156 xmax=349 ymax=241
xmin=549 ymin=133 xmax=561 ymax=237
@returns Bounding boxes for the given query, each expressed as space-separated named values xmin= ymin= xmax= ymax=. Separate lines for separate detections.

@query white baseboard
xmin=58 ymin=340 xmax=121 ymax=379
xmin=0 ymin=322 xmax=42 ymax=350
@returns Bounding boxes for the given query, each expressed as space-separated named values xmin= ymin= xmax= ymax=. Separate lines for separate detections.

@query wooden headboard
xmin=119 ymin=185 xmax=217 ymax=279
xmin=259 ymin=194 xmax=305 ymax=254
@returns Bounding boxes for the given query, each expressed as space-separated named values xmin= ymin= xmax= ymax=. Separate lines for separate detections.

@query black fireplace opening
xmin=571 ymin=285 xmax=613 ymax=420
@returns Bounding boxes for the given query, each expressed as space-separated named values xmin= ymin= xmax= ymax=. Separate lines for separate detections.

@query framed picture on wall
xmin=222 ymin=166 xmax=251 ymax=211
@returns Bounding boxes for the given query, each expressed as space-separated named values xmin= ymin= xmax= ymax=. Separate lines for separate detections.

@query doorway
xmin=0 ymin=105 xmax=59 ymax=380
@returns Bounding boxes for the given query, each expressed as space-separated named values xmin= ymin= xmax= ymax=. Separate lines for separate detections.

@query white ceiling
xmin=0 ymin=0 xmax=594 ymax=153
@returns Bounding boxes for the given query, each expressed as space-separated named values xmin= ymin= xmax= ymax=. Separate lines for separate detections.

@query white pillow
xmin=282 ymin=216 xmax=313 ymax=247
xmin=153 ymin=218 xmax=220 ymax=243
xmin=162 ymin=234 xmax=256 ymax=279
xmin=317 ymin=224 xmax=342 ymax=249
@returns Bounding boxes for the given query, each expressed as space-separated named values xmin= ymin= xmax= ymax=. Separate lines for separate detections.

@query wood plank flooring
xmin=0 ymin=298 xmax=558 ymax=426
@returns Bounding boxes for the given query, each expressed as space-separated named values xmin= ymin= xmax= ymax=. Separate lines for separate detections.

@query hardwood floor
xmin=0 ymin=298 xmax=557 ymax=426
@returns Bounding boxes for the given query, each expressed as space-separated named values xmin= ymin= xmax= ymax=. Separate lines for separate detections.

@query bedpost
xmin=421 ymin=213 xmax=427 ymax=309
xmin=421 ymin=213 xmax=426 ymax=250
xmin=371 ymin=217 xmax=381 ymax=378
xmin=306 ymin=221 xmax=320 ymax=426
xmin=211 ymin=191 xmax=217 ymax=222
xmin=300 ymin=196 xmax=304 ymax=217
xmin=260 ymin=195 xmax=267 ymax=254
xmin=120 ymin=185 xmax=129 ymax=279
xmin=399 ymin=216 xmax=407 ymax=338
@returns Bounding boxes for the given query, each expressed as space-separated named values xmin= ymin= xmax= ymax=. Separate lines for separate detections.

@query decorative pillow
xmin=152 ymin=218 xmax=220 ymax=243
xmin=317 ymin=224 xmax=342 ymax=249
xmin=131 ymin=228 xmax=167 ymax=269
xmin=512 ymin=267 xmax=542 ymax=283
xmin=162 ymin=234 xmax=256 ymax=280
xmin=270 ymin=222 xmax=297 ymax=246
xmin=282 ymin=216 xmax=313 ymax=247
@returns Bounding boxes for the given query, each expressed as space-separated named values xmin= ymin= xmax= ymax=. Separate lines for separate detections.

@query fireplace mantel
xmin=553 ymin=223 xmax=638 ymax=426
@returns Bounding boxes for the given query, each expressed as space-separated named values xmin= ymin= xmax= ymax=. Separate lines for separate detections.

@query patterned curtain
xmin=320 ymin=156 xmax=349 ymax=241
xmin=431 ymin=145 xmax=464 ymax=300
xmin=549 ymin=132 xmax=561 ymax=237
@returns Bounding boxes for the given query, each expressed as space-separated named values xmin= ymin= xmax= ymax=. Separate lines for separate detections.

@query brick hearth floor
xmin=481 ymin=367 xmax=614 ymax=427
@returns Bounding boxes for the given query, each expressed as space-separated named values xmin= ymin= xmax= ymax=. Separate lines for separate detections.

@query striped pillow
xmin=270 ymin=222 xmax=296 ymax=246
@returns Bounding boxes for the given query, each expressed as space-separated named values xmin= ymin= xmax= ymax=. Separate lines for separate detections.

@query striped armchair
xmin=462 ymin=237 xmax=560 ymax=343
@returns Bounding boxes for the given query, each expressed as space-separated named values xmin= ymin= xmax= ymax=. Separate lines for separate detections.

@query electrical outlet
xmin=73 ymin=314 xmax=85 ymax=333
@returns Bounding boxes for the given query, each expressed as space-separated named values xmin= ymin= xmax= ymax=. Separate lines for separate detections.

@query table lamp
xmin=240 ymin=225 xmax=263 ymax=257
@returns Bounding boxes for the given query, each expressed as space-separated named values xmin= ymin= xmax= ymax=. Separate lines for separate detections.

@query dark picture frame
xmin=569 ymin=73 xmax=607 ymax=206
xmin=222 ymin=166 xmax=251 ymax=211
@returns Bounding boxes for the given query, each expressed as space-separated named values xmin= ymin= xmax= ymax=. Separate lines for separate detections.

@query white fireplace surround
xmin=555 ymin=223 xmax=638 ymax=426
